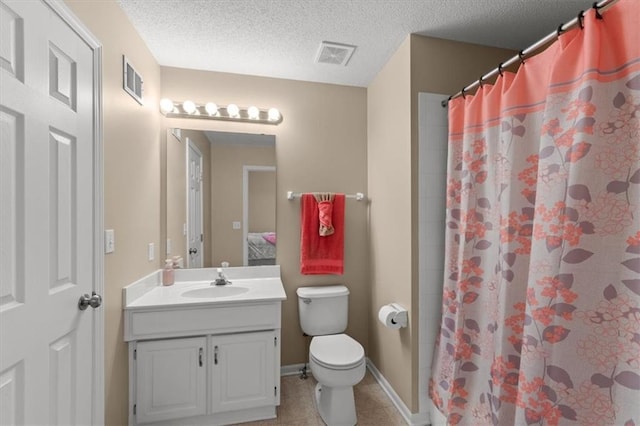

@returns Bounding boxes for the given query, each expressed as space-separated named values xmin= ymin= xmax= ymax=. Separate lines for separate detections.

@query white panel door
xmin=135 ymin=337 xmax=207 ymax=424
xmin=187 ymin=140 xmax=203 ymax=268
xmin=0 ymin=1 xmax=101 ymax=425
xmin=211 ymin=331 xmax=276 ymax=413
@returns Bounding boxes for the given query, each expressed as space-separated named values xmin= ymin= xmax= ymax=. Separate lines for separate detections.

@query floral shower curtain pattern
xmin=430 ymin=1 xmax=640 ymax=425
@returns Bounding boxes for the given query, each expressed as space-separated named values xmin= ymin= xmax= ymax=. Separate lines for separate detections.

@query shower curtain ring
xmin=577 ymin=10 xmax=585 ymax=29
xmin=592 ymin=2 xmax=603 ymax=19
xmin=518 ymin=50 xmax=526 ymax=64
xmin=557 ymin=24 xmax=565 ymax=37
xmin=498 ymin=62 xmax=504 ymax=77
xmin=478 ymin=76 xmax=484 ymax=88
xmin=461 ymin=87 xmax=466 ymax=99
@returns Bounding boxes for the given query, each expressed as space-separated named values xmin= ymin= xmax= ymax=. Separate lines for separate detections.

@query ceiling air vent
xmin=315 ymin=41 xmax=356 ymax=66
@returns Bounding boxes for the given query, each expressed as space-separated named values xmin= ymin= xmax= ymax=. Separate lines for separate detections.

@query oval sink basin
xmin=181 ymin=286 xmax=249 ymax=299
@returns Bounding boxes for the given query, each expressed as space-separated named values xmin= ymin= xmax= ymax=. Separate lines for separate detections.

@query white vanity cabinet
xmin=123 ymin=267 xmax=286 ymax=426
xmin=125 ymin=300 xmax=283 ymax=426
xmin=131 ymin=330 xmax=279 ymax=425
xmin=135 ymin=337 xmax=207 ymax=424
xmin=211 ymin=330 xmax=277 ymax=413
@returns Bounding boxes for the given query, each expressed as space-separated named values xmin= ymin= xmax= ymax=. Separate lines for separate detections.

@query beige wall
xmin=210 ymin=143 xmax=276 ymax=266
xmin=161 ymin=67 xmax=369 ymax=373
xmin=367 ymin=36 xmax=414 ymax=409
xmin=367 ymin=34 xmax=514 ymax=412
xmin=249 ymin=171 xmax=276 ymax=233
xmin=63 ymin=1 xmax=161 ymax=425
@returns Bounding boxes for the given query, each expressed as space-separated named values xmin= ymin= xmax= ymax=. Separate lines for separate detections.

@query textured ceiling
xmin=118 ymin=0 xmax=597 ymax=87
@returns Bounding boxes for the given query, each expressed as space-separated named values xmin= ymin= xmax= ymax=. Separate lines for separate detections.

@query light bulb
xmin=205 ymin=102 xmax=218 ymax=116
xmin=182 ymin=100 xmax=196 ymax=114
xmin=268 ymin=108 xmax=280 ymax=121
xmin=226 ymin=103 xmax=240 ymax=118
xmin=247 ymin=106 xmax=260 ymax=119
xmin=160 ymin=98 xmax=175 ymax=114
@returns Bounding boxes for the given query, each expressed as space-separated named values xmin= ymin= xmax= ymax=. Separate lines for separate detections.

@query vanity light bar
xmin=159 ymin=98 xmax=283 ymax=125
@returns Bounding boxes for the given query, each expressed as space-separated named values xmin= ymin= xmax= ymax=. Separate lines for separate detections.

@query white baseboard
xmin=428 ymin=399 xmax=447 ymax=426
xmin=280 ymin=362 xmax=308 ymax=377
xmin=365 ymin=359 xmax=430 ymax=426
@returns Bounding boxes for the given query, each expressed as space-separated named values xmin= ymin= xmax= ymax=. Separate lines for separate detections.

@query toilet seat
xmin=310 ymin=334 xmax=364 ymax=371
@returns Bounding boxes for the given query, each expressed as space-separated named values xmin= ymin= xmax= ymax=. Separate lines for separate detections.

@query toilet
xmin=297 ymin=285 xmax=366 ymax=426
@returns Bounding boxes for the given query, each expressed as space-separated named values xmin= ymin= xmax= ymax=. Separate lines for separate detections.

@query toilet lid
xmin=310 ymin=334 xmax=364 ymax=370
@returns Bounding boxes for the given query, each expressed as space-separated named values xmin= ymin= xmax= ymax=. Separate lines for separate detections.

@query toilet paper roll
xmin=378 ymin=304 xmax=402 ymax=329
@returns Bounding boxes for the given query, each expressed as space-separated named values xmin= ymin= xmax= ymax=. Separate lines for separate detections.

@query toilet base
xmin=314 ymin=382 xmax=357 ymax=426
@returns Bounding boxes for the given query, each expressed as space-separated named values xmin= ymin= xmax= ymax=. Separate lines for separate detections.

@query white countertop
xmin=123 ymin=266 xmax=287 ymax=310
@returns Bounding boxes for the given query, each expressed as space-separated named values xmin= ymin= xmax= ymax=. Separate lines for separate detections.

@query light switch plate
xmin=232 ymin=221 xmax=241 ymax=230
xmin=105 ymin=229 xmax=115 ymax=254
xmin=148 ymin=243 xmax=154 ymax=261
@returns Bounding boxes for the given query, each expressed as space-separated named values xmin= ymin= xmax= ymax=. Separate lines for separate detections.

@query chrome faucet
xmin=213 ymin=268 xmax=231 ymax=286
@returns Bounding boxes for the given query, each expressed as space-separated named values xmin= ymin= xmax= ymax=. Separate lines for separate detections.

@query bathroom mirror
xmin=166 ymin=128 xmax=276 ymax=268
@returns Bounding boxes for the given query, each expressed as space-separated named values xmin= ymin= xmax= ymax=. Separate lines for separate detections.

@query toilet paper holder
xmin=381 ymin=303 xmax=408 ymax=328
xmin=389 ymin=303 xmax=408 ymax=327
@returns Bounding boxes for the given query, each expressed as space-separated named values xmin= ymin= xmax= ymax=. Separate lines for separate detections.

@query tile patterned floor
xmin=234 ymin=370 xmax=407 ymax=426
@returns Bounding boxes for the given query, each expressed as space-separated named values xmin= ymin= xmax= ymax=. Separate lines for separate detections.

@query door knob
xmin=78 ymin=291 xmax=102 ymax=310
xmin=189 ymin=248 xmax=198 ymax=255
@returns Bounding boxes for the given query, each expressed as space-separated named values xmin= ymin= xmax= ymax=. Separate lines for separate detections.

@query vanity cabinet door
xmin=211 ymin=331 xmax=276 ymax=413
xmin=135 ymin=337 xmax=207 ymax=423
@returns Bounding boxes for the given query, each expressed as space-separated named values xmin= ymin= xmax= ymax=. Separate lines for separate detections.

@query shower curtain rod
xmin=441 ymin=0 xmax=619 ymax=107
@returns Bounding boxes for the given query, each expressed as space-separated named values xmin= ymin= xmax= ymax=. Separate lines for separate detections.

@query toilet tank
xmin=297 ymin=285 xmax=349 ymax=336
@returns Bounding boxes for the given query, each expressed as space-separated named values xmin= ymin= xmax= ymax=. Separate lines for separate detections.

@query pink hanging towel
xmin=300 ymin=193 xmax=345 ymax=275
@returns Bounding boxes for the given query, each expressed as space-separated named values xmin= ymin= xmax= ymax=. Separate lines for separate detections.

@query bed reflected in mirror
xmin=166 ymin=129 xmax=276 ymax=268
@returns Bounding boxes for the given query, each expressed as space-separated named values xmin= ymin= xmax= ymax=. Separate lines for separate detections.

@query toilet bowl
xmin=309 ymin=334 xmax=365 ymax=426
xmin=296 ymin=285 xmax=366 ymax=425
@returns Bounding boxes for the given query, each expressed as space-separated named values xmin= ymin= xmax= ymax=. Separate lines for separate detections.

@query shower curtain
xmin=430 ymin=1 xmax=640 ymax=425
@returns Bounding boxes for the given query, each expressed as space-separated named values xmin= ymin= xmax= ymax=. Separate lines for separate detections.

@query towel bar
xmin=286 ymin=191 xmax=365 ymax=201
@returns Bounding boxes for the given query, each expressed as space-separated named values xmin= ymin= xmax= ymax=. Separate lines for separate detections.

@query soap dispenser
xmin=162 ymin=259 xmax=174 ymax=286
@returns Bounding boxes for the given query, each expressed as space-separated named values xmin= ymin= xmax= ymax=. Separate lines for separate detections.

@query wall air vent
xmin=315 ymin=41 xmax=356 ymax=66
xmin=123 ymin=55 xmax=143 ymax=105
